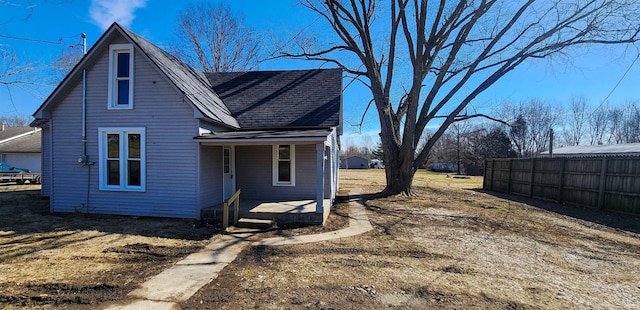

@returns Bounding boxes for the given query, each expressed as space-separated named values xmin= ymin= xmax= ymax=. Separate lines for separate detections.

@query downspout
xmin=81 ymin=33 xmax=87 ymax=157
xmin=78 ymin=33 xmax=94 ymax=214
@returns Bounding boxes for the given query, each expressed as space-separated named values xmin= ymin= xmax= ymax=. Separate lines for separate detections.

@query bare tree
xmin=0 ymin=115 xmax=31 ymax=127
xmin=172 ymin=2 xmax=261 ymax=72
xmin=608 ymin=106 xmax=625 ymax=144
xmin=501 ymin=99 xmax=558 ymax=156
xmin=0 ymin=47 xmax=43 ymax=96
xmin=588 ymin=103 xmax=610 ymax=145
xmin=562 ymin=96 xmax=588 ymax=146
xmin=50 ymin=45 xmax=83 ymax=82
xmin=620 ymin=100 xmax=640 ymax=143
xmin=284 ymin=0 xmax=640 ymax=195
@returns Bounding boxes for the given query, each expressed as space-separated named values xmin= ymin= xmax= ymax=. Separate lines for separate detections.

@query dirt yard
xmin=2 ymin=170 xmax=640 ymax=309
xmin=181 ymin=170 xmax=640 ymax=309
xmin=0 ymin=184 xmax=216 ymax=309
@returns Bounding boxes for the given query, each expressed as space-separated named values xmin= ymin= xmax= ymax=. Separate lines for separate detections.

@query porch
xmin=201 ymin=198 xmax=332 ymax=227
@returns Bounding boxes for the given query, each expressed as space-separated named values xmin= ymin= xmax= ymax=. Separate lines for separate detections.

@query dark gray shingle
xmin=206 ymin=69 xmax=342 ymax=130
xmin=119 ymin=26 xmax=239 ymax=128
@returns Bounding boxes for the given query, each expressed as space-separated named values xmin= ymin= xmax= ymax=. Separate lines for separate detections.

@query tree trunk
xmin=381 ymin=159 xmax=415 ymax=196
xmin=379 ymin=129 xmax=417 ymax=196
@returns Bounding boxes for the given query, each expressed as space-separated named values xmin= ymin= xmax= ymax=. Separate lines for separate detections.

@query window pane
xmin=107 ymin=160 xmax=120 ymax=185
xmin=128 ymin=160 xmax=141 ymax=186
xmin=278 ymin=161 xmax=291 ymax=182
xmin=223 ymin=148 xmax=230 ymax=173
xmin=278 ymin=145 xmax=290 ymax=160
xmin=117 ymin=80 xmax=129 ymax=105
xmin=128 ymin=134 xmax=140 ymax=158
xmin=107 ymin=134 xmax=119 ymax=158
xmin=117 ymin=52 xmax=130 ymax=77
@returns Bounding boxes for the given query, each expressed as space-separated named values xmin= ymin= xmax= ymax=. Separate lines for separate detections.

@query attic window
xmin=108 ymin=44 xmax=134 ymax=109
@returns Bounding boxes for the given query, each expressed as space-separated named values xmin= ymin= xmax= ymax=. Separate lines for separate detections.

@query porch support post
xmin=316 ymin=143 xmax=325 ymax=213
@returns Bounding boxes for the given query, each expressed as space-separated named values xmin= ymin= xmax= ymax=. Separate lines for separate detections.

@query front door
xmin=222 ymin=146 xmax=236 ymax=200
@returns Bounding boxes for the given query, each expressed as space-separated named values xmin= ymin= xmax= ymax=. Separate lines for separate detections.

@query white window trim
xmin=272 ymin=144 xmax=295 ymax=186
xmin=98 ymin=127 xmax=146 ymax=191
xmin=107 ymin=44 xmax=134 ymax=109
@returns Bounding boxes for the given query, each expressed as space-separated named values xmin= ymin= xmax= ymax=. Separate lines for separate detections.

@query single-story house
xmin=0 ymin=125 xmax=42 ymax=173
xmin=30 ymin=22 xmax=342 ymax=224
xmin=431 ymin=162 xmax=463 ymax=173
xmin=340 ymin=156 xmax=369 ymax=169
xmin=541 ymin=143 xmax=640 ymax=157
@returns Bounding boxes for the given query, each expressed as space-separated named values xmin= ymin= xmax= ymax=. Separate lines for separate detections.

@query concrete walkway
xmin=103 ymin=190 xmax=371 ymax=310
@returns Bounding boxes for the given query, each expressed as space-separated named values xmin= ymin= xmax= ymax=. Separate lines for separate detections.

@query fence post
xmin=557 ymin=158 xmax=566 ymax=203
xmin=489 ymin=159 xmax=495 ymax=191
xmin=233 ymin=195 xmax=239 ymax=226
xmin=529 ymin=158 xmax=536 ymax=197
xmin=597 ymin=157 xmax=609 ymax=210
xmin=506 ymin=159 xmax=512 ymax=194
xmin=222 ymin=201 xmax=229 ymax=231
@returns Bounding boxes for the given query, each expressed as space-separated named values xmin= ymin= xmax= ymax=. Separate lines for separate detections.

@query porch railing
xmin=223 ymin=189 xmax=241 ymax=231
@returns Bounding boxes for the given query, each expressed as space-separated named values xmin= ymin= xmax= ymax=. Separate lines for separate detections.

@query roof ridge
xmin=117 ymin=25 xmax=240 ymax=129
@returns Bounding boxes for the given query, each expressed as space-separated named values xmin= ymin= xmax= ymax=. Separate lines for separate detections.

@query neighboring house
xmin=431 ymin=162 xmax=463 ymax=173
xmin=541 ymin=143 xmax=640 ymax=157
xmin=340 ymin=156 xmax=369 ymax=169
xmin=30 ymin=23 xmax=342 ymax=224
xmin=0 ymin=125 xmax=42 ymax=173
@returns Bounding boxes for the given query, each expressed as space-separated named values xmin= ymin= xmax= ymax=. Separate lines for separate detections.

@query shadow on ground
xmin=0 ymin=189 xmax=219 ymax=241
xmin=475 ymin=189 xmax=640 ymax=234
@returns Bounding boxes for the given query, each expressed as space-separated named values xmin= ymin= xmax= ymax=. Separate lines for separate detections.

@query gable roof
xmin=0 ymin=126 xmax=35 ymax=142
xmin=0 ymin=127 xmax=41 ymax=153
xmin=32 ymin=23 xmax=342 ymax=133
xmin=118 ymin=26 xmax=239 ymax=128
xmin=206 ymin=69 xmax=342 ymax=133
xmin=32 ymin=22 xmax=239 ymax=129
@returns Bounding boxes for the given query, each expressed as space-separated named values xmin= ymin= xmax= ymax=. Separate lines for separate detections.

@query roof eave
xmin=33 ymin=23 xmax=123 ymax=119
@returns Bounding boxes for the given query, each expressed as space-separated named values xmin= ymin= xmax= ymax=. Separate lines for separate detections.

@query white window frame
xmin=272 ymin=144 xmax=295 ymax=186
xmin=107 ymin=44 xmax=134 ymax=109
xmin=98 ymin=127 xmax=146 ymax=191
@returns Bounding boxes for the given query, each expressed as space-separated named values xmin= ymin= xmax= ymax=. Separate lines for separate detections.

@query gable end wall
xmin=48 ymin=36 xmax=201 ymax=218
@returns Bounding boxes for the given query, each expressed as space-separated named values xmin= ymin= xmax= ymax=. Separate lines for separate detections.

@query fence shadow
xmin=474 ymin=189 xmax=640 ymax=234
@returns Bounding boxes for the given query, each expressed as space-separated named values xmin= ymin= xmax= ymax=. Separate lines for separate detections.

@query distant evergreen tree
xmin=371 ymin=142 xmax=384 ymax=160
xmin=482 ymin=127 xmax=517 ymax=159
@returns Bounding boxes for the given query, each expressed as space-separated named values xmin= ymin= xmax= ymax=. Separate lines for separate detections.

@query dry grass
xmin=183 ymin=170 xmax=640 ymax=309
xmin=0 ymin=184 xmax=216 ymax=309
xmin=2 ymin=170 xmax=640 ymax=309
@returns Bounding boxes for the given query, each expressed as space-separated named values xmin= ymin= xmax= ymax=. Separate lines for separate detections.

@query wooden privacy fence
xmin=484 ymin=156 xmax=640 ymax=215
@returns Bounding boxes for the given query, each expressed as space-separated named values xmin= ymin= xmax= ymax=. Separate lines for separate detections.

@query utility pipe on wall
xmin=80 ymin=32 xmax=90 ymax=164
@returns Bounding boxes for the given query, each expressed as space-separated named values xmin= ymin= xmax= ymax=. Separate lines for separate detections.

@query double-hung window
xmin=99 ymin=128 xmax=145 ymax=191
xmin=272 ymin=144 xmax=295 ymax=186
xmin=108 ymin=44 xmax=134 ymax=109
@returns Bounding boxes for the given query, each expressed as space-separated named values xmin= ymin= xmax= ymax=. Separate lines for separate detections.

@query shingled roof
xmin=0 ymin=126 xmax=34 ymax=142
xmin=0 ymin=128 xmax=41 ymax=153
xmin=206 ymin=69 xmax=342 ymax=132
xmin=33 ymin=23 xmax=342 ymax=133
xmin=0 ymin=127 xmax=42 ymax=153
xmin=118 ymin=26 xmax=239 ymax=128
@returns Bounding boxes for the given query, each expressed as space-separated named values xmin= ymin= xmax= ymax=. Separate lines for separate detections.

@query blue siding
xmin=40 ymin=127 xmax=51 ymax=197
xmin=199 ymin=145 xmax=223 ymax=209
xmin=48 ymin=35 xmax=201 ymax=218
xmin=235 ymin=144 xmax=317 ymax=200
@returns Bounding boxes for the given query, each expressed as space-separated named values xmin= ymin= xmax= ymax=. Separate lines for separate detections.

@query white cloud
xmin=89 ymin=0 xmax=147 ymax=30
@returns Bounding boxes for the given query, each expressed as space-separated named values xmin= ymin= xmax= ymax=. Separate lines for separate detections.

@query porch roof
xmin=195 ymin=128 xmax=332 ymax=144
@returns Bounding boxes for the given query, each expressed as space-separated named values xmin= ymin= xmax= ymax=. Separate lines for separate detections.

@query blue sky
xmin=1 ymin=0 xmax=639 ymax=145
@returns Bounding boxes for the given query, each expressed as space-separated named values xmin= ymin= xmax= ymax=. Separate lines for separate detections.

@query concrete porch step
xmin=236 ymin=218 xmax=275 ymax=229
